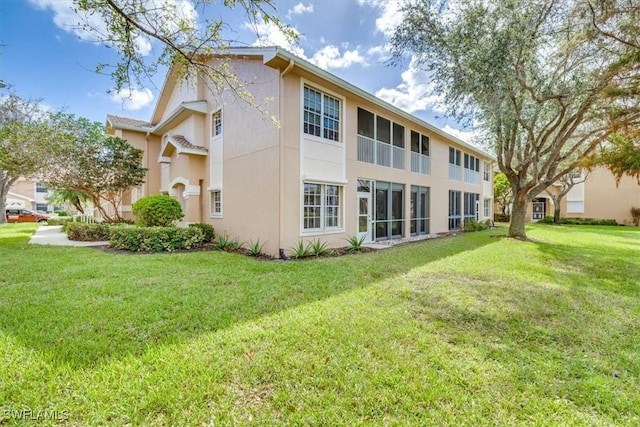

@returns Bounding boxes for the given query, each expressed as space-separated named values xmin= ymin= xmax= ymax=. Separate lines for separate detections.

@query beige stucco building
xmin=528 ymin=167 xmax=640 ymax=224
xmin=106 ymin=47 xmax=495 ymax=257
xmin=5 ymin=179 xmax=56 ymax=212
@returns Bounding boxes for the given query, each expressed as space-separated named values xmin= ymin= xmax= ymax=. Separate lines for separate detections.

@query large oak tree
xmin=391 ymin=0 xmax=640 ymax=239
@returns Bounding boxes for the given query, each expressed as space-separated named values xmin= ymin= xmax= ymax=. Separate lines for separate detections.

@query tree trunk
xmin=0 ymin=175 xmax=18 ymax=225
xmin=508 ymin=191 xmax=529 ymax=239
xmin=552 ymin=197 xmax=561 ymax=224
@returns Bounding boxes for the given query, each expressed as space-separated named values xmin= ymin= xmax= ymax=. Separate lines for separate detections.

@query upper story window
xmin=211 ymin=110 xmax=222 ymax=137
xmin=464 ymin=153 xmax=481 ymax=185
xmin=449 ymin=147 xmax=461 ymax=166
xmin=464 ymin=153 xmax=480 ymax=173
xmin=411 ymin=131 xmax=429 ymax=156
xmin=357 ymin=107 xmax=405 ymax=169
xmin=449 ymin=147 xmax=462 ymax=181
xmin=483 ymin=161 xmax=491 ymax=181
xmin=36 ymin=182 xmax=48 ymax=193
xmin=303 ymin=86 xmax=340 ymax=142
xmin=410 ymin=131 xmax=430 ymax=175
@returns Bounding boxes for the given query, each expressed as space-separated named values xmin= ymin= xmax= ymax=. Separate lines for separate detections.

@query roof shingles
xmin=107 ymin=114 xmax=153 ymax=129
xmin=171 ymin=135 xmax=208 ymax=153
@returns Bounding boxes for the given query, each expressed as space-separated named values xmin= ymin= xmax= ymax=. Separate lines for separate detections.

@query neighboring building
xmin=528 ymin=167 xmax=640 ymax=224
xmin=106 ymin=47 xmax=495 ymax=257
xmin=5 ymin=179 xmax=58 ymax=212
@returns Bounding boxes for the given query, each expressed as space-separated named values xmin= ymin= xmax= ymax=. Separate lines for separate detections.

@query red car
xmin=5 ymin=208 xmax=51 ymax=223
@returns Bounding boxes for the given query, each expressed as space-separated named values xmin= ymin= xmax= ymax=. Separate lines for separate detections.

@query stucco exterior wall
xmin=202 ymin=57 xmax=283 ymax=255
xmin=563 ymin=167 xmax=640 ymax=224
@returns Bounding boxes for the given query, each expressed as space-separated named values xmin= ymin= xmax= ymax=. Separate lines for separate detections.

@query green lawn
xmin=0 ymin=223 xmax=638 ymax=425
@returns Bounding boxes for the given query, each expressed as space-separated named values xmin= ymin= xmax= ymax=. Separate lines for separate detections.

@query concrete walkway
xmin=28 ymin=225 xmax=108 ymax=247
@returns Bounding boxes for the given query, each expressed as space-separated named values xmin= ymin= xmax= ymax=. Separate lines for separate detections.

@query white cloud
xmin=366 ymin=44 xmax=392 ymax=62
xmin=28 ymin=0 xmax=198 ymax=57
xmin=309 ymin=45 xmax=368 ymax=70
xmin=247 ymin=21 xmax=306 ymax=59
xmin=109 ymin=87 xmax=154 ymax=111
xmin=375 ymin=56 xmax=445 ymax=114
xmin=287 ymin=3 xmax=313 ymax=18
xmin=357 ymin=0 xmax=408 ymax=37
xmin=441 ymin=125 xmax=478 ymax=144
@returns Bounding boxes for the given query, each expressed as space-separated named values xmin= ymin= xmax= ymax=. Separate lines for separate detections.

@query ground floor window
xmin=484 ymin=198 xmax=491 ymax=218
xmin=375 ymin=181 xmax=404 ymax=240
xmin=210 ymin=190 xmax=222 ymax=216
xmin=36 ymin=203 xmax=48 ymax=212
xmin=449 ymin=190 xmax=461 ymax=230
xmin=411 ymin=186 xmax=430 ymax=235
xmin=303 ymin=183 xmax=342 ymax=231
xmin=464 ymin=192 xmax=480 ymax=222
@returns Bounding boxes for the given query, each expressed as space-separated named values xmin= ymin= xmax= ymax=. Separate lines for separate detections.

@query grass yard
xmin=0 ymin=223 xmax=639 ymax=425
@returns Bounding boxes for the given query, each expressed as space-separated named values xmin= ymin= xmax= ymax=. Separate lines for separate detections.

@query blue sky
xmin=0 ymin=0 xmax=473 ymax=141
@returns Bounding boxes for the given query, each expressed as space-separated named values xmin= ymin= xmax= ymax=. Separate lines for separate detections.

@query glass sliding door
xmin=391 ymin=183 xmax=404 ymax=238
xmin=374 ymin=181 xmax=405 ymax=241
xmin=411 ymin=186 xmax=430 ymax=235
xmin=375 ymin=182 xmax=389 ymax=240
xmin=449 ymin=190 xmax=461 ymax=230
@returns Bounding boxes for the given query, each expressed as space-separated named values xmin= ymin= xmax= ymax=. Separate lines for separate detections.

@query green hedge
xmin=109 ymin=226 xmax=205 ymax=252
xmin=538 ymin=216 xmax=619 ymax=226
xmin=463 ymin=219 xmax=491 ymax=232
xmin=494 ymin=213 xmax=510 ymax=223
xmin=188 ymin=223 xmax=215 ymax=243
xmin=66 ymin=222 xmax=111 ymax=241
xmin=47 ymin=217 xmax=72 ymax=226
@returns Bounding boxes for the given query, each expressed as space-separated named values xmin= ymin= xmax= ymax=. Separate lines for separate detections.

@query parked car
xmin=5 ymin=208 xmax=51 ymax=223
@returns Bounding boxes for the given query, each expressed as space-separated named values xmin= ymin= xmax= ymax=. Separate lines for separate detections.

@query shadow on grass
xmin=0 ymin=225 xmax=502 ymax=368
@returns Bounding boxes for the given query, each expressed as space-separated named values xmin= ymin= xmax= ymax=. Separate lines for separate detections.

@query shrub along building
xmin=106 ymin=47 xmax=495 ymax=257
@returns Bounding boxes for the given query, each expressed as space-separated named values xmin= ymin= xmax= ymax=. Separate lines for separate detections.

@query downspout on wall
xmin=278 ymin=59 xmax=295 ymax=259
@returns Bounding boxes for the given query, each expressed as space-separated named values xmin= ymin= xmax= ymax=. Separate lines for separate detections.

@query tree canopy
xmin=72 ymin=0 xmax=295 ymax=98
xmin=0 ymin=93 xmax=50 ymax=224
xmin=42 ymin=114 xmax=147 ymax=222
xmin=391 ymin=0 xmax=640 ymax=239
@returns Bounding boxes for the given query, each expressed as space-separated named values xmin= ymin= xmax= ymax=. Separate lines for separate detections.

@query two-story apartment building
xmin=6 ymin=179 xmax=57 ymax=212
xmin=106 ymin=47 xmax=494 ymax=257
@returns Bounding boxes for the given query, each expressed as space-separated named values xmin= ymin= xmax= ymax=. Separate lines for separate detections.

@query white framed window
xmin=36 ymin=182 xmax=48 ymax=193
xmin=303 ymin=86 xmax=340 ymax=142
xmin=210 ymin=190 xmax=222 ymax=217
xmin=567 ymin=201 xmax=584 ymax=213
xmin=211 ymin=110 xmax=222 ymax=137
xmin=464 ymin=153 xmax=481 ymax=185
xmin=356 ymin=107 xmax=405 ymax=169
xmin=303 ymin=183 xmax=342 ymax=231
xmin=483 ymin=162 xmax=491 ymax=181
xmin=484 ymin=198 xmax=491 ymax=218
xmin=449 ymin=147 xmax=462 ymax=181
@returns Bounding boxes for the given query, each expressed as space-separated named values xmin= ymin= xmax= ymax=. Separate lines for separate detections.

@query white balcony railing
xmin=358 ymin=135 xmax=405 ymax=170
xmin=464 ymin=169 xmax=480 ymax=185
xmin=449 ymin=164 xmax=462 ymax=181
xmin=411 ymin=152 xmax=430 ymax=175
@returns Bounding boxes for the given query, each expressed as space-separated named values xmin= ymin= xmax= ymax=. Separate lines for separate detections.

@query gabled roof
xmin=152 ymin=101 xmax=207 ymax=135
xmin=160 ymin=134 xmax=208 ymax=157
xmin=106 ymin=114 xmax=153 ymax=131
